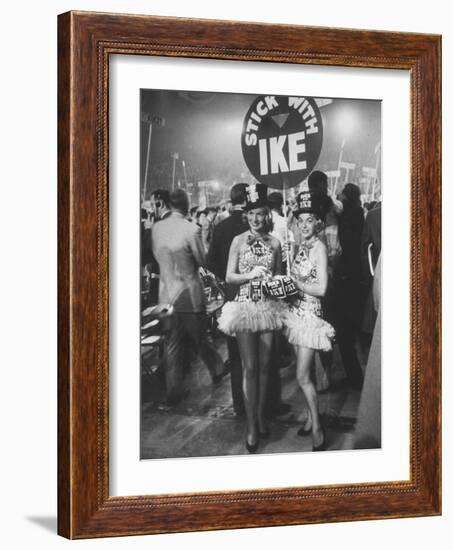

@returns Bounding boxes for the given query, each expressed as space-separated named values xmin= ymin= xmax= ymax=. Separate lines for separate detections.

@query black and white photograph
xmin=140 ymin=88 xmax=381 ymax=459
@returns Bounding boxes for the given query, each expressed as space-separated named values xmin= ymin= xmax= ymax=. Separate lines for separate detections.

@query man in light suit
xmin=152 ymin=189 xmax=225 ymax=404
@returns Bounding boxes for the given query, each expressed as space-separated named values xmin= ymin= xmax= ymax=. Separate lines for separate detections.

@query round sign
xmin=241 ymin=95 xmax=323 ymax=190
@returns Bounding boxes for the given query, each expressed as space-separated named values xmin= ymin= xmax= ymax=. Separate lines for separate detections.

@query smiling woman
xmin=217 ymin=183 xmax=283 ymax=453
xmin=283 ymin=190 xmax=335 ymax=450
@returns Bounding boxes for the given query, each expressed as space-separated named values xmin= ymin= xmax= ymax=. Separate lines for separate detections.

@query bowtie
xmin=246 ymin=233 xmax=271 ymax=247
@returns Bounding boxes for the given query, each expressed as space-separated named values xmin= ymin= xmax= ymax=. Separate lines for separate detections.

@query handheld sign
xmin=241 ymin=95 xmax=323 ymax=190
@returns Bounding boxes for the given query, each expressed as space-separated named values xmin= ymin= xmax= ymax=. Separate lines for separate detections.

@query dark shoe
xmin=245 ymin=427 xmax=259 ymax=453
xmin=246 ymin=438 xmax=259 ymax=454
xmin=297 ymin=416 xmax=313 ymax=436
xmin=313 ymin=440 xmax=326 ymax=452
xmin=258 ymin=427 xmax=270 ymax=439
xmin=297 ymin=424 xmax=312 ymax=436
xmin=312 ymin=428 xmax=326 ymax=452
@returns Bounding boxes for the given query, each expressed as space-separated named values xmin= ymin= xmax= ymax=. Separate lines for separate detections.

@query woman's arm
xmin=295 ymin=242 xmax=329 ymax=297
xmin=225 ymin=237 xmax=267 ymax=285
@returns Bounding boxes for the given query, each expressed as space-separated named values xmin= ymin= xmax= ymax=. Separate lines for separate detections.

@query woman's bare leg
xmin=236 ymin=332 xmax=259 ymax=445
xmin=317 ymin=350 xmax=333 ymax=391
xmin=257 ymin=331 xmax=274 ymax=433
xmin=296 ymin=346 xmax=324 ymax=448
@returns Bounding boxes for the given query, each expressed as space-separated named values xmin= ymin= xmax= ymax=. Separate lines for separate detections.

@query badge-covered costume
xmin=283 ymin=191 xmax=335 ymax=351
xmin=217 ymin=183 xmax=284 ymax=335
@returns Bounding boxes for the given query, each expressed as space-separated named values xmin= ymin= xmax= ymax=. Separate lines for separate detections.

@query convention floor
xmin=140 ymin=335 xmax=366 ymax=459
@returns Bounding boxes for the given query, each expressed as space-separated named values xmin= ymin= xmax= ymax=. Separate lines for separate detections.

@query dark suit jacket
xmin=337 ymin=202 xmax=364 ymax=280
xmin=207 ymin=209 xmax=248 ymax=300
xmin=361 ymin=206 xmax=381 ymax=280
xmin=207 ymin=210 xmax=248 ymax=280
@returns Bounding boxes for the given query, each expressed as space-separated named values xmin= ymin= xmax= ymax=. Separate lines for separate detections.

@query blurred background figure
xmin=207 ymin=183 xmax=249 ymax=416
xmin=142 ymin=189 xmax=171 ymax=305
xmin=335 ymin=182 xmax=365 ymax=389
xmin=308 ymin=170 xmax=343 ymax=270
xmin=152 ymin=189 xmax=226 ymax=405
xmin=268 ymin=191 xmax=295 ymax=274
xmin=189 ymin=205 xmax=199 ymax=224
xmin=354 ymin=254 xmax=381 ymax=449
xmin=150 ymin=188 xmax=171 ymax=222
xmin=199 ymin=206 xmax=217 ymax=251
xmin=215 ymin=199 xmax=233 ymax=224
xmin=267 ymin=191 xmax=295 ymax=380
xmin=361 ymin=201 xmax=382 ymax=343
xmin=306 ymin=170 xmax=342 ymax=391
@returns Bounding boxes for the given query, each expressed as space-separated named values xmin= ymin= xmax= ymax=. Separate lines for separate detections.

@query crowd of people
xmin=141 ymin=170 xmax=381 ymax=454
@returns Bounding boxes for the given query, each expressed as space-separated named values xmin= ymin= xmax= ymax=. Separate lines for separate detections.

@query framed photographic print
xmin=58 ymin=11 xmax=441 ymax=538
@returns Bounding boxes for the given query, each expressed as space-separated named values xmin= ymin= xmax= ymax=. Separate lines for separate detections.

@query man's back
xmin=152 ymin=212 xmax=206 ymax=312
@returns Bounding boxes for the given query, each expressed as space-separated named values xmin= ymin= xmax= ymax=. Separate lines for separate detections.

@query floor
xmin=140 ymin=334 xmax=368 ymax=459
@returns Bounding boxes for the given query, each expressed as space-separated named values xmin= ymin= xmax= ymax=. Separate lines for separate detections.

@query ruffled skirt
xmin=218 ymin=299 xmax=285 ymax=335
xmin=283 ymin=308 xmax=335 ymax=351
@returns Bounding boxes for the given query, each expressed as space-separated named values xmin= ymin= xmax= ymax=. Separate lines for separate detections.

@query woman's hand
xmin=294 ymin=276 xmax=307 ymax=294
xmin=248 ymin=265 xmax=269 ymax=280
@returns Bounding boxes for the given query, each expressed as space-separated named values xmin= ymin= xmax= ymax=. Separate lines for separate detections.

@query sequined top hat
xmin=293 ymin=190 xmax=324 ymax=218
xmin=244 ymin=183 xmax=269 ymax=211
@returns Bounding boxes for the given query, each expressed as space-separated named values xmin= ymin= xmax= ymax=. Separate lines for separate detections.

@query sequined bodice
xmin=290 ymin=241 xmax=322 ymax=317
xmin=291 ymin=245 xmax=317 ymax=283
xmin=238 ymin=238 xmax=274 ymax=275
xmin=236 ymin=236 xmax=274 ymax=303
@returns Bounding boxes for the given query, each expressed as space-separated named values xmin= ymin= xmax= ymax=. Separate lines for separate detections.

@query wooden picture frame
xmin=58 ymin=11 xmax=441 ymax=539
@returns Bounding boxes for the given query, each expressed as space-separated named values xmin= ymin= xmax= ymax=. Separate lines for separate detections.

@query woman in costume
xmin=218 ymin=183 xmax=283 ymax=453
xmin=284 ymin=191 xmax=335 ymax=451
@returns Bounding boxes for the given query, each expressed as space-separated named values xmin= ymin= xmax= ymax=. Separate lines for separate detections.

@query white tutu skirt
xmin=218 ymin=300 xmax=285 ymax=335
xmin=283 ymin=309 xmax=335 ymax=351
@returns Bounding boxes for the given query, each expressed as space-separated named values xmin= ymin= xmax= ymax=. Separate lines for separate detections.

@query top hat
xmin=244 ymin=183 xmax=269 ymax=211
xmin=293 ymin=190 xmax=324 ymax=219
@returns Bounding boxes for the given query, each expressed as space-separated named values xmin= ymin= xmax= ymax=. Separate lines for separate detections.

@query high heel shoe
xmin=297 ymin=422 xmax=312 ymax=436
xmin=257 ymin=419 xmax=270 ymax=439
xmin=246 ymin=435 xmax=259 ymax=454
xmin=258 ymin=427 xmax=270 ymax=439
xmin=312 ymin=428 xmax=326 ymax=452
